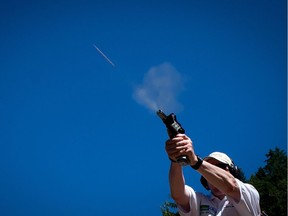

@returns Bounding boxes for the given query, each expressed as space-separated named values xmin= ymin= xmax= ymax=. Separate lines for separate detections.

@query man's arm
xmin=165 ymin=134 xmax=197 ymax=212
xmin=197 ymin=161 xmax=240 ymax=202
xmin=168 ymin=162 xmax=190 ymax=211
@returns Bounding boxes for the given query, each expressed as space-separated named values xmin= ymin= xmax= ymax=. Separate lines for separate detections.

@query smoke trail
xmin=133 ymin=62 xmax=185 ymax=113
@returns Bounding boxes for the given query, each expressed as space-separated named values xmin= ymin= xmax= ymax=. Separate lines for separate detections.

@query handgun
xmin=157 ymin=109 xmax=189 ymax=166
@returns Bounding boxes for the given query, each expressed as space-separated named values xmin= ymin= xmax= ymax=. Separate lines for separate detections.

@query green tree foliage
xmin=249 ymin=147 xmax=287 ymax=216
xmin=161 ymin=147 xmax=287 ymax=216
xmin=160 ymin=200 xmax=180 ymax=216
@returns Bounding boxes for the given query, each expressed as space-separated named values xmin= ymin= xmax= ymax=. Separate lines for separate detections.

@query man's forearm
xmin=169 ymin=162 xmax=186 ymax=200
xmin=197 ymin=161 xmax=240 ymax=201
xmin=169 ymin=162 xmax=191 ymax=211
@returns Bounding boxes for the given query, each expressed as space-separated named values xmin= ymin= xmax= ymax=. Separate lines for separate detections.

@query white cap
xmin=204 ymin=152 xmax=233 ymax=167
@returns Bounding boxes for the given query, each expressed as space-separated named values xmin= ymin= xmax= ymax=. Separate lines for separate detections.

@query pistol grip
xmin=176 ymin=155 xmax=190 ymax=166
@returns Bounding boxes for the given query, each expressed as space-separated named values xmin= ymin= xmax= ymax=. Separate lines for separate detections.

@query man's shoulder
xmin=235 ymin=179 xmax=260 ymax=195
xmin=184 ymin=185 xmax=211 ymax=200
xmin=228 ymin=179 xmax=261 ymax=214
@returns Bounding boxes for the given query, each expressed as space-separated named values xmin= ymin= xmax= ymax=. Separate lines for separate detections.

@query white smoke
xmin=133 ymin=62 xmax=185 ymax=113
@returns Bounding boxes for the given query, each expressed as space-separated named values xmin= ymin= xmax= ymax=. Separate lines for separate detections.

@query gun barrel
xmin=156 ymin=109 xmax=167 ymax=121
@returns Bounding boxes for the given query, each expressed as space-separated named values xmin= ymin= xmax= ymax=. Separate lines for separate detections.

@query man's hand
xmin=165 ymin=134 xmax=198 ymax=165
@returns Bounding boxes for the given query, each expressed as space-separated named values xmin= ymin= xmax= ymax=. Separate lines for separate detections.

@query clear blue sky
xmin=0 ymin=0 xmax=286 ymax=215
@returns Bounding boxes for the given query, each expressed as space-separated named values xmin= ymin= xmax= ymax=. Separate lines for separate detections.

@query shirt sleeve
xmin=227 ymin=179 xmax=261 ymax=216
xmin=177 ymin=185 xmax=201 ymax=216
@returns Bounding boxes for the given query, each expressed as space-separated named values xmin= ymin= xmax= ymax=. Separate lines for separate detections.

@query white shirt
xmin=178 ymin=179 xmax=261 ymax=216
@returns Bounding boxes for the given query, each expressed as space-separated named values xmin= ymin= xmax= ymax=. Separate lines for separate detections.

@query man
xmin=165 ymin=133 xmax=261 ymax=216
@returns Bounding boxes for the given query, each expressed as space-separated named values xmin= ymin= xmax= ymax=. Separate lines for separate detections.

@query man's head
xmin=204 ymin=152 xmax=234 ymax=167
xmin=200 ymin=152 xmax=239 ymax=190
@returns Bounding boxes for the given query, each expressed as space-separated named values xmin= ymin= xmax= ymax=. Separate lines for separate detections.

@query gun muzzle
xmin=157 ymin=109 xmax=167 ymax=121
